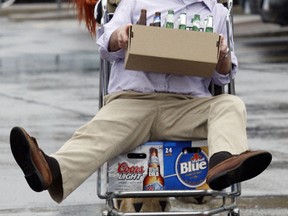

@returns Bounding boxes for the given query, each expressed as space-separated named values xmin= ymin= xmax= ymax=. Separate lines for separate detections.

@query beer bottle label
xmin=143 ymin=181 xmax=164 ymax=191
xmin=148 ymin=167 xmax=159 ymax=176
xmin=205 ymin=15 xmax=213 ymax=32
xmin=153 ymin=12 xmax=161 ymax=27
xmin=178 ymin=13 xmax=187 ymax=30
xmin=175 ymin=150 xmax=208 ymax=188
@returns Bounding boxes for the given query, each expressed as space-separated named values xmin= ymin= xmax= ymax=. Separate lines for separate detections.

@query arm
xmin=215 ymin=35 xmax=232 ymax=75
xmin=96 ymin=0 xmax=135 ymax=61
xmin=212 ymin=10 xmax=238 ymax=86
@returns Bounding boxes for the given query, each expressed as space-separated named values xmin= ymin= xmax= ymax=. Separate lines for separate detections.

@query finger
xmin=220 ymin=36 xmax=225 ymax=47
xmin=119 ymin=24 xmax=132 ymax=49
xmin=125 ymin=23 xmax=132 ymax=35
xmin=119 ymin=33 xmax=128 ymax=49
xmin=123 ymin=24 xmax=132 ymax=49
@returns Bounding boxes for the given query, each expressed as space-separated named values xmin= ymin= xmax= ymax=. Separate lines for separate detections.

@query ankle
xmin=41 ymin=151 xmax=62 ymax=185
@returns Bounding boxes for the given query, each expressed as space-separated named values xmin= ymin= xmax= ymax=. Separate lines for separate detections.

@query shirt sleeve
xmin=212 ymin=10 xmax=238 ymax=86
xmin=96 ymin=0 xmax=136 ymax=62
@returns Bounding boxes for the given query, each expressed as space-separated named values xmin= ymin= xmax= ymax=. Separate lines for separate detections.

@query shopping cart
xmin=96 ymin=0 xmax=241 ymax=215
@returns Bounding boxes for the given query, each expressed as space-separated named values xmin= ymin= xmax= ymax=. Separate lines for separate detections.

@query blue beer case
xmin=107 ymin=140 xmax=209 ymax=192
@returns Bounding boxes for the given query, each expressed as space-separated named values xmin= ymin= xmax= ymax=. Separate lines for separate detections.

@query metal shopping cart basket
xmin=96 ymin=0 xmax=241 ymax=215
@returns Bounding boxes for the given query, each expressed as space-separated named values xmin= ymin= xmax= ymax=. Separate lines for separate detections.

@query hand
xmin=218 ymin=34 xmax=230 ymax=60
xmin=216 ymin=34 xmax=231 ymax=75
xmin=109 ymin=24 xmax=132 ymax=52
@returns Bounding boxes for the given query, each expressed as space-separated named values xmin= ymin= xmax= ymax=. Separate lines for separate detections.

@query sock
xmin=209 ymin=151 xmax=232 ymax=170
xmin=42 ymin=152 xmax=64 ymax=202
xmin=41 ymin=151 xmax=62 ymax=184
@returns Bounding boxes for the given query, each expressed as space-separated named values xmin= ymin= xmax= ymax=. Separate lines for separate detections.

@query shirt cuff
xmin=212 ymin=68 xmax=233 ymax=85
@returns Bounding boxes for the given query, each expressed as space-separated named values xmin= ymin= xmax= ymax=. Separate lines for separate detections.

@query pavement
xmin=1 ymin=3 xmax=288 ymax=216
xmin=0 ymin=3 xmax=76 ymax=20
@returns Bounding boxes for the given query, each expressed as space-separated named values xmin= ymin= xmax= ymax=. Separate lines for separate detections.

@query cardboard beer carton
xmin=107 ymin=142 xmax=163 ymax=192
xmin=107 ymin=140 xmax=209 ymax=192
xmin=125 ymin=25 xmax=221 ymax=77
xmin=163 ymin=140 xmax=210 ymax=190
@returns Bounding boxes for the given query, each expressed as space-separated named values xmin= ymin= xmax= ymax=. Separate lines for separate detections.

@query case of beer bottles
xmin=107 ymin=141 xmax=164 ymax=192
xmin=126 ymin=9 xmax=220 ymax=77
xmin=107 ymin=140 xmax=209 ymax=192
xmin=125 ymin=25 xmax=220 ymax=78
xmin=163 ymin=140 xmax=210 ymax=190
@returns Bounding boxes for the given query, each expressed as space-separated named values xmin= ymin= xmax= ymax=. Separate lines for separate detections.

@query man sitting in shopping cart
xmin=9 ymin=0 xmax=272 ymax=205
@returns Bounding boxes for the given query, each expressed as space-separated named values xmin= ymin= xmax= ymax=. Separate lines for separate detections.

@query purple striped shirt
xmin=96 ymin=0 xmax=238 ymax=97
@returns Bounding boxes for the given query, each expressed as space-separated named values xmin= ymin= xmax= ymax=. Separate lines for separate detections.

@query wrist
xmin=219 ymin=47 xmax=230 ymax=60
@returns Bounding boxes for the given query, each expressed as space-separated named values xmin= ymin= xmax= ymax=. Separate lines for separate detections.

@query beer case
xmin=125 ymin=25 xmax=221 ymax=78
xmin=163 ymin=140 xmax=209 ymax=190
xmin=107 ymin=142 xmax=163 ymax=192
xmin=107 ymin=140 xmax=209 ymax=192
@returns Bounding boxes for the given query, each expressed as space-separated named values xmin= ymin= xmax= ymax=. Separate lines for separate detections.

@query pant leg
xmin=152 ymin=93 xmax=249 ymax=157
xmin=49 ymin=95 xmax=157 ymax=203
xmin=48 ymin=91 xmax=249 ymax=202
xmin=206 ymin=94 xmax=249 ymax=156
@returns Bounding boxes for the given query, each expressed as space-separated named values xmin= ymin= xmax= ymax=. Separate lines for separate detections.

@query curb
xmin=0 ymin=3 xmax=76 ymax=21
xmin=233 ymin=15 xmax=261 ymax=25
xmin=1 ymin=3 xmax=64 ymax=14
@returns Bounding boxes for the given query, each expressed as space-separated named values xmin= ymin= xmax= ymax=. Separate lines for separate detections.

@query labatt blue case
xmin=107 ymin=140 xmax=209 ymax=192
xmin=163 ymin=141 xmax=209 ymax=190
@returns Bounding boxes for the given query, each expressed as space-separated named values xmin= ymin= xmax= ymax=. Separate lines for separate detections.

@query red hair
xmin=69 ymin=0 xmax=98 ymax=37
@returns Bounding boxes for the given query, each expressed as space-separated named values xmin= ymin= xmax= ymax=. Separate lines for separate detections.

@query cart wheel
xmin=228 ymin=208 xmax=240 ymax=216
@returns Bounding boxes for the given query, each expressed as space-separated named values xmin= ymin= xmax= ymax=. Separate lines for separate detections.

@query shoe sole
xmin=208 ymin=152 xmax=272 ymax=190
xmin=10 ymin=127 xmax=46 ymax=192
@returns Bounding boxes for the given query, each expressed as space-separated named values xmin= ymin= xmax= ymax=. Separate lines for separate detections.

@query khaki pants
xmin=49 ymin=91 xmax=248 ymax=203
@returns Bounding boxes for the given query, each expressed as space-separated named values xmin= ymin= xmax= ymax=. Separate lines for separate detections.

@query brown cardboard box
xmin=107 ymin=142 xmax=163 ymax=192
xmin=125 ymin=25 xmax=221 ymax=77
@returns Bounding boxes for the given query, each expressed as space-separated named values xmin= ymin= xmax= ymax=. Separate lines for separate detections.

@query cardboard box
xmin=107 ymin=142 xmax=163 ymax=192
xmin=125 ymin=25 xmax=221 ymax=77
xmin=107 ymin=140 xmax=209 ymax=192
xmin=163 ymin=140 xmax=210 ymax=190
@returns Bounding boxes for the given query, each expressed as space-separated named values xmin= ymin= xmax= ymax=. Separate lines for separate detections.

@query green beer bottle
xmin=192 ymin=14 xmax=200 ymax=31
xmin=178 ymin=13 xmax=187 ymax=30
xmin=165 ymin=10 xmax=174 ymax=28
xmin=205 ymin=15 xmax=213 ymax=32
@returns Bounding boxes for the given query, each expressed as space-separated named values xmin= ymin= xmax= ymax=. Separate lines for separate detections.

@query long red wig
xmin=69 ymin=0 xmax=98 ymax=37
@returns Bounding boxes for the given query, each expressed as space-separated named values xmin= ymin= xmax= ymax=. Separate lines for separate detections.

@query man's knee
xmin=227 ymin=95 xmax=246 ymax=114
xmin=213 ymin=94 xmax=247 ymax=119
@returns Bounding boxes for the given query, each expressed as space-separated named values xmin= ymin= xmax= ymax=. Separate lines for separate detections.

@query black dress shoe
xmin=206 ymin=150 xmax=272 ymax=190
xmin=10 ymin=127 xmax=56 ymax=192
